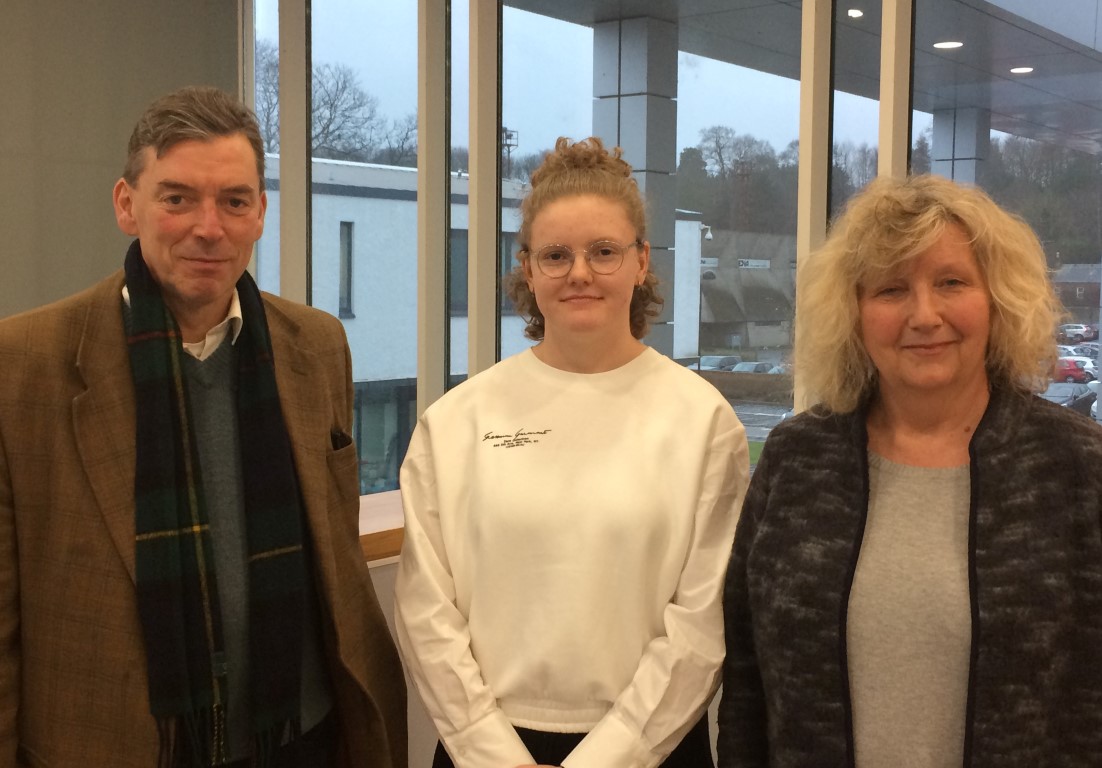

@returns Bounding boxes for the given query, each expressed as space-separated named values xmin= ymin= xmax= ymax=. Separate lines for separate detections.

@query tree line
xmin=678 ymin=124 xmax=1102 ymax=266
xmin=258 ymin=45 xmax=1102 ymax=266
xmin=256 ymin=40 xmax=417 ymax=166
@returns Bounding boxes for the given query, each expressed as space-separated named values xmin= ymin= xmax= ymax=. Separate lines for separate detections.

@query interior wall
xmin=369 ymin=559 xmax=440 ymax=768
xmin=0 ymin=0 xmax=239 ymax=319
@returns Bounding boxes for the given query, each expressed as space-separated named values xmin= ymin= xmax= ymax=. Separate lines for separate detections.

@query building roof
xmin=1053 ymin=263 xmax=1101 ymax=283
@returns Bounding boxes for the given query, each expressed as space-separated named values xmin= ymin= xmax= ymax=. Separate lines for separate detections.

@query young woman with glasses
xmin=395 ymin=137 xmax=749 ymax=768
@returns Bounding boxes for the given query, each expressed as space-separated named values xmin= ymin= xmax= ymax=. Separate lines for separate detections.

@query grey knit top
xmin=719 ymin=384 xmax=1102 ymax=768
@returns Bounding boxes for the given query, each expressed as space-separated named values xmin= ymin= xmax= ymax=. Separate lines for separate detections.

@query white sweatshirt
xmin=395 ymin=348 xmax=749 ymax=768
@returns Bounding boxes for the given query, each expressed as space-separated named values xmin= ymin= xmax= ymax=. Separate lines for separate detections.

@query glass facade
xmin=246 ymin=0 xmax=1102 ymax=494
xmin=912 ymin=0 xmax=1102 ymax=332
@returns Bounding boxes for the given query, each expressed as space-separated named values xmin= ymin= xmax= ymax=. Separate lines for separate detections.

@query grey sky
xmin=257 ymin=0 xmax=890 ymax=161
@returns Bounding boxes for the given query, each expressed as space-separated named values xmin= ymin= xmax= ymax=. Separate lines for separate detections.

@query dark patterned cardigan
xmin=718 ymin=384 xmax=1102 ymax=768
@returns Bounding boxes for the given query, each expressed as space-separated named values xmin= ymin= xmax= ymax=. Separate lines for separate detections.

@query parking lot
xmin=732 ymin=401 xmax=789 ymax=442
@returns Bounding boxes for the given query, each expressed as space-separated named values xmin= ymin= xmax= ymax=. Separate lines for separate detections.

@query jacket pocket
xmin=327 ymin=439 xmax=360 ymax=502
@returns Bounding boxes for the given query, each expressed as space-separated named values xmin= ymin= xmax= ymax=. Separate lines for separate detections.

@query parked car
xmin=1071 ymin=343 xmax=1100 ymax=359
xmin=1056 ymin=357 xmax=1092 ymax=382
xmin=1059 ymin=323 xmax=1093 ymax=342
xmin=1041 ymin=382 xmax=1096 ymax=417
xmin=731 ymin=361 xmax=774 ymax=373
xmin=1057 ymin=344 xmax=1080 ymax=357
xmin=768 ymin=363 xmax=793 ymax=375
xmin=694 ymin=355 xmax=742 ymax=371
xmin=1066 ymin=356 xmax=1097 ymax=381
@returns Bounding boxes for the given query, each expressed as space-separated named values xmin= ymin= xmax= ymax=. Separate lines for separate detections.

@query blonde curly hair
xmin=504 ymin=136 xmax=663 ymax=340
xmin=798 ymin=174 xmax=1062 ymax=413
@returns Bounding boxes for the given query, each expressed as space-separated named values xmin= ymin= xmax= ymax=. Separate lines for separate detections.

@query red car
xmin=1055 ymin=357 xmax=1090 ymax=382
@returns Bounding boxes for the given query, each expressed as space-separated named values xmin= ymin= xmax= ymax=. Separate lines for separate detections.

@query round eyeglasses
xmin=527 ymin=240 xmax=642 ymax=278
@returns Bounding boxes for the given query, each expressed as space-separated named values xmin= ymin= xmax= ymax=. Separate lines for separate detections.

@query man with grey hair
xmin=0 ymin=85 xmax=406 ymax=767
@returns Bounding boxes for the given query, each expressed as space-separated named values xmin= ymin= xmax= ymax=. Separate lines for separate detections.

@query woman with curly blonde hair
xmin=397 ymin=137 xmax=749 ymax=768
xmin=720 ymin=174 xmax=1102 ymax=768
xmin=798 ymin=174 xmax=1060 ymax=412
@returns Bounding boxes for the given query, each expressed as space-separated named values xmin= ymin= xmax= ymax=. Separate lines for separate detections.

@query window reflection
xmin=502 ymin=1 xmax=802 ymax=457
xmin=913 ymin=0 xmax=1102 ymax=347
xmin=831 ymin=0 xmax=882 ymax=215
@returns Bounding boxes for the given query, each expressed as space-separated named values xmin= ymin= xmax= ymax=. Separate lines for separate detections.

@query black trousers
xmin=432 ymin=715 xmax=713 ymax=768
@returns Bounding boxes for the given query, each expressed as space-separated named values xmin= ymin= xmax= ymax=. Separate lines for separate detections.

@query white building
xmin=257 ymin=156 xmax=707 ymax=492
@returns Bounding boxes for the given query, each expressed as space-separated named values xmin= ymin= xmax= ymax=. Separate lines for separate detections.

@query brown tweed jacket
xmin=0 ymin=271 xmax=407 ymax=767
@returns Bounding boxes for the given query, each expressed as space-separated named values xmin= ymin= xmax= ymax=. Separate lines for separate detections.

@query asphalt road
xmin=732 ymin=402 xmax=789 ymax=443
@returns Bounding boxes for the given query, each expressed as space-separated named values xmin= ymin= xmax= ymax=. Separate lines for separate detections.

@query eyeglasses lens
xmin=535 ymin=241 xmax=627 ymax=277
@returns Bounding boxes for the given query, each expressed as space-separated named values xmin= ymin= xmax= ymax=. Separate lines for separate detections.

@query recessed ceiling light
xmin=1010 ymin=66 xmax=1034 ymax=74
xmin=934 ymin=41 xmax=964 ymax=49
xmin=847 ymin=9 xmax=864 ymax=18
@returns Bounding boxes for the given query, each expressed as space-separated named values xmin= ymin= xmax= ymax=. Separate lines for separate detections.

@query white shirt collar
xmin=121 ymin=286 xmax=243 ymax=361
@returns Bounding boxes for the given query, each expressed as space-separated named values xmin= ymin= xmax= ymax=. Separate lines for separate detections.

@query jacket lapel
xmin=72 ymin=272 xmax=139 ymax=581
xmin=266 ymin=303 xmax=340 ymax=593
xmin=67 ymin=279 xmax=343 ymax=596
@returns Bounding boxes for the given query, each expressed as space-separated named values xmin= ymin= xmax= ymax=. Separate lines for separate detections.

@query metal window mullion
xmin=879 ymin=0 xmax=915 ymax=178
xmin=467 ymin=0 xmax=502 ymax=376
xmin=278 ymin=0 xmax=310 ymax=305
xmin=239 ymin=0 xmax=254 ymax=107
xmin=794 ymin=0 xmax=834 ymax=412
xmin=417 ymin=0 xmax=450 ymax=415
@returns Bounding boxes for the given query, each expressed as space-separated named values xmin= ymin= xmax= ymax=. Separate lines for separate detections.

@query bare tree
xmin=833 ymin=140 xmax=877 ymax=190
xmin=510 ymin=151 xmax=547 ymax=182
xmin=255 ymin=39 xmax=281 ymax=153
xmin=254 ymin=38 xmax=386 ymax=162
xmin=376 ymin=113 xmax=418 ymax=167
xmin=699 ymin=125 xmax=738 ymax=176
xmin=450 ymin=147 xmax=470 ymax=172
xmin=311 ymin=63 xmax=384 ymax=161
xmin=911 ymin=128 xmax=932 ymax=174
xmin=779 ymin=139 xmax=799 ymax=168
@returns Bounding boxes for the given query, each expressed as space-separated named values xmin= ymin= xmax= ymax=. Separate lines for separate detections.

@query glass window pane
xmin=339 ymin=221 xmax=354 ymax=317
xmin=500 ymin=7 xmax=593 ymax=358
xmin=913 ymin=0 xmax=1102 ymax=342
xmin=312 ymin=1 xmax=418 ymax=495
xmin=255 ymin=1 xmax=419 ymax=495
xmin=679 ymin=2 xmax=802 ymax=457
xmin=832 ymin=1 xmax=882 ymax=215
xmin=501 ymin=1 xmax=801 ymax=459
xmin=253 ymin=0 xmax=280 ymax=295
xmin=449 ymin=0 xmax=468 ymax=386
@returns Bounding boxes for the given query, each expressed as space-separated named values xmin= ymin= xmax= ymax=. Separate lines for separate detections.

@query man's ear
xmin=112 ymin=179 xmax=139 ymax=236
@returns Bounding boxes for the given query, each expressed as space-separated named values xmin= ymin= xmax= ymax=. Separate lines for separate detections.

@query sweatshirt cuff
xmin=560 ymin=712 xmax=658 ymax=768
xmin=444 ymin=709 xmax=534 ymax=768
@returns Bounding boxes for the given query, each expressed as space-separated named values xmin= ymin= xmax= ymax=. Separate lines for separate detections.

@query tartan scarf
xmin=124 ymin=241 xmax=306 ymax=767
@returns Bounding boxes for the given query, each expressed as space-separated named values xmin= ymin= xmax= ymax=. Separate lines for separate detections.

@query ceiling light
xmin=1010 ymin=66 xmax=1034 ymax=74
xmin=847 ymin=9 xmax=864 ymax=18
xmin=934 ymin=41 xmax=964 ymax=49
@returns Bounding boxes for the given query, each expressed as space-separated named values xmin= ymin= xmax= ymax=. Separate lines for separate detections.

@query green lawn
xmin=748 ymin=440 xmax=764 ymax=466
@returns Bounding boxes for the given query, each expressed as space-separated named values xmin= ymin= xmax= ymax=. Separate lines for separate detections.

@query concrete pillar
xmin=592 ymin=17 xmax=678 ymax=355
xmin=930 ymin=107 xmax=991 ymax=185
